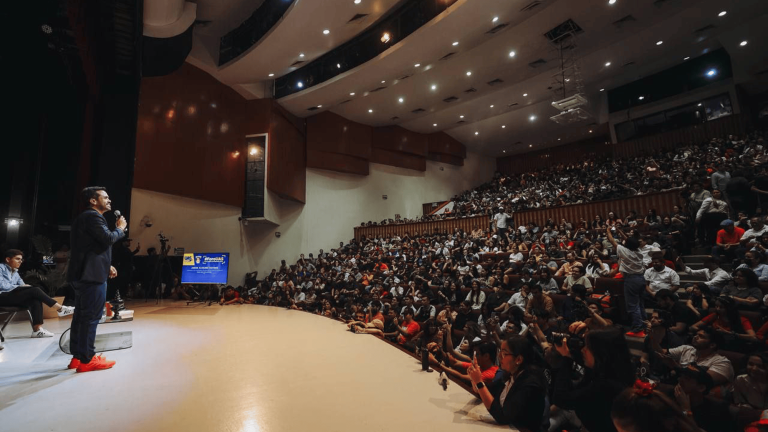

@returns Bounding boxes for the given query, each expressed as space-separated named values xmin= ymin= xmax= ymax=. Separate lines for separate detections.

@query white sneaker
xmin=31 ymin=328 xmax=55 ymax=338
xmin=58 ymin=305 xmax=75 ymax=317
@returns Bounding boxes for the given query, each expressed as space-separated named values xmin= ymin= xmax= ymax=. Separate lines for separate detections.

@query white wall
xmin=130 ymin=151 xmax=494 ymax=284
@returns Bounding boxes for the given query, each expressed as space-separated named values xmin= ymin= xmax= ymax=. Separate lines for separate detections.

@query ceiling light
xmin=459 ymin=115 xmax=464 ymax=118
xmin=529 ymin=144 xmax=533 ymax=147
xmin=354 ymin=0 xmax=361 ymax=3
xmin=323 ymin=29 xmax=330 ymax=35
xmin=698 ymin=103 xmax=702 ymax=107
xmin=337 ymin=63 xmax=341 ymax=68
xmin=589 ymin=130 xmax=593 ymax=133
xmin=529 ymin=115 xmax=536 ymax=121
xmin=599 ymin=88 xmax=605 ymax=92
xmin=381 ymin=80 xmax=386 ymax=84
xmin=684 ymin=57 xmax=690 ymax=60
xmin=452 ymin=41 xmax=459 ymax=46
xmin=558 ymin=138 xmax=561 ymax=141
xmin=433 ymin=123 xmax=437 ymax=127
xmin=414 ymin=63 xmax=421 ymax=67
xmin=509 ymin=51 xmax=516 ymax=57
xmin=740 ymin=40 xmax=748 ymax=47
xmin=466 ymin=71 xmax=472 ymax=76
xmin=297 ymin=81 xmax=304 ymax=88
xmin=502 ymin=125 xmax=506 ymax=128
xmin=492 ymin=16 xmax=499 ymax=23
xmin=523 ymin=93 xmax=528 ymax=97
xmin=381 ymin=32 xmax=391 ymax=43
xmin=475 ymin=132 xmax=479 ymax=135
xmin=268 ymin=73 xmax=275 ymax=77
xmin=350 ymin=92 xmax=355 ymax=96
xmin=656 ymin=41 xmax=663 ymax=46
xmin=565 ymin=78 xmax=570 ymax=82
xmin=605 ymin=62 xmax=611 ymax=67
xmin=718 ymin=11 xmax=727 ymax=17
xmin=490 ymin=105 xmax=494 ymax=108
xmin=638 ymin=96 xmax=644 ymax=100
xmin=503 ymin=150 xmax=506 ymax=153
xmin=609 ymin=0 xmax=616 ymax=4
xmin=431 ymin=85 xmax=437 ymax=90
xmin=250 ymin=148 xmax=257 ymax=156
xmin=398 ymin=98 xmax=404 ymax=103
xmin=706 ymin=69 xmax=717 ymax=77
xmin=299 ymin=53 xmax=305 ymax=57
xmin=368 ymin=109 xmax=373 ymax=113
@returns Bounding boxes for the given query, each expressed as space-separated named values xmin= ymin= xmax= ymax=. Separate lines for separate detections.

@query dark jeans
xmin=70 ymin=281 xmax=106 ymax=363
xmin=0 ymin=286 xmax=57 ymax=326
xmin=701 ymin=212 xmax=727 ymax=247
xmin=624 ymin=274 xmax=646 ymax=332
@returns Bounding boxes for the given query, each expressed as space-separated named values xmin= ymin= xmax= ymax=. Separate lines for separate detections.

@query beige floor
xmin=0 ymin=302 xmax=509 ymax=432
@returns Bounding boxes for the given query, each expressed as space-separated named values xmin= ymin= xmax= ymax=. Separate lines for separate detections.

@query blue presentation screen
xmin=181 ymin=253 xmax=230 ymax=284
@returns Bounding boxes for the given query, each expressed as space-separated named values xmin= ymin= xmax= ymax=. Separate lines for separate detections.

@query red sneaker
xmin=67 ymin=358 xmax=80 ymax=369
xmin=76 ymin=355 xmax=116 ymax=373
xmin=625 ymin=330 xmax=647 ymax=338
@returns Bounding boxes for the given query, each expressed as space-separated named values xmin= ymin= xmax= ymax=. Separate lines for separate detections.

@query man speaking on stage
xmin=67 ymin=187 xmax=127 ymax=372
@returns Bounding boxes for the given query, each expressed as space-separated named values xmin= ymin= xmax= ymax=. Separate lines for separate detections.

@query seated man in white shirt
xmin=741 ymin=217 xmax=768 ymax=249
xmin=680 ymin=256 xmax=732 ymax=295
xmin=508 ymin=246 xmax=524 ymax=270
xmin=644 ymin=256 xmax=681 ymax=295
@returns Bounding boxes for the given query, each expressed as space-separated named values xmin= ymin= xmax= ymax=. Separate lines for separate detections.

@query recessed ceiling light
xmin=323 ymin=29 xmax=330 ymax=35
xmin=368 ymin=109 xmax=373 ymax=113
xmin=523 ymin=93 xmax=528 ymax=97
xmin=492 ymin=16 xmax=499 ymax=23
xmin=297 ymin=81 xmax=304 ymax=88
xmin=475 ymin=132 xmax=479 ymax=135
xmin=433 ymin=123 xmax=437 ymax=127
xmin=268 ymin=73 xmax=275 ymax=77
xmin=706 ymin=69 xmax=717 ymax=77
xmin=558 ymin=138 xmax=561 ymax=141
xmin=431 ymin=84 xmax=437 ymax=90
xmin=605 ymin=62 xmax=611 ymax=67
xmin=414 ymin=63 xmax=421 ymax=67
xmin=718 ymin=11 xmax=727 ymax=17
xmin=452 ymin=41 xmax=459 ymax=46
xmin=529 ymin=144 xmax=533 ymax=147
xmin=684 ymin=57 xmax=690 ymax=60
xmin=381 ymin=80 xmax=386 ymax=84
xmin=502 ymin=125 xmax=506 ymax=128
xmin=503 ymin=150 xmax=506 ymax=153
xmin=656 ymin=41 xmax=663 ymax=46
xmin=317 ymin=105 xmax=322 ymax=108
xmin=599 ymin=88 xmax=605 ymax=92
xmin=336 ymin=63 xmax=341 ymax=69
xmin=350 ymin=92 xmax=355 ymax=96
xmin=698 ymin=103 xmax=702 ymax=107
xmin=509 ymin=50 xmax=516 ymax=57
xmin=608 ymin=0 xmax=616 ymax=4
xmin=354 ymin=0 xmax=361 ymax=3
xmin=740 ymin=40 xmax=748 ymax=47
xmin=490 ymin=105 xmax=494 ymax=108
xmin=459 ymin=115 xmax=464 ymax=118
xmin=529 ymin=115 xmax=536 ymax=121
xmin=466 ymin=71 xmax=472 ymax=76
xmin=589 ymin=130 xmax=593 ymax=133
xmin=638 ymin=96 xmax=645 ymax=100
xmin=381 ymin=32 xmax=391 ymax=43
xmin=299 ymin=53 xmax=305 ymax=57
xmin=398 ymin=97 xmax=404 ymax=103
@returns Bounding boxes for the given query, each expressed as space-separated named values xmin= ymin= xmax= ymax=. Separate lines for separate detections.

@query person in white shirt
xmin=644 ymin=257 xmax=681 ymax=295
xmin=493 ymin=207 xmax=512 ymax=237
xmin=508 ymin=246 xmax=524 ymax=269
xmin=741 ymin=217 xmax=768 ymax=248
xmin=507 ymin=284 xmax=531 ymax=311
xmin=681 ymin=256 xmax=731 ymax=295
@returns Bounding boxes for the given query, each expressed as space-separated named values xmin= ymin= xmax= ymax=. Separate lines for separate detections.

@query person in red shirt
xmin=394 ymin=309 xmax=420 ymax=346
xmin=691 ymin=297 xmax=756 ymax=345
xmin=443 ymin=342 xmax=499 ymax=385
xmin=712 ymin=219 xmax=745 ymax=262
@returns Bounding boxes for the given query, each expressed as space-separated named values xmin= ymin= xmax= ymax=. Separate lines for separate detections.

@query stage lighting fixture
xmin=381 ymin=32 xmax=391 ymax=43
xmin=5 ymin=218 xmax=22 ymax=227
xmin=523 ymin=93 xmax=528 ymax=96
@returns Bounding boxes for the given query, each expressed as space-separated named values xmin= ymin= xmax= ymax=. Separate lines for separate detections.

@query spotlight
xmin=299 ymin=53 xmax=305 ymax=57
xmin=740 ymin=40 xmax=748 ymax=47
xmin=323 ymin=29 xmax=330 ymax=35
xmin=337 ymin=63 xmax=341 ymax=68
xmin=398 ymin=98 xmax=404 ymax=103
xmin=250 ymin=147 xmax=257 ymax=156
xmin=638 ymin=96 xmax=645 ymax=100
xmin=5 ymin=218 xmax=22 ymax=227
xmin=368 ymin=109 xmax=373 ymax=113
xmin=433 ymin=123 xmax=437 ymax=127
xmin=460 ymin=115 xmax=464 ymax=118
xmin=502 ymin=125 xmax=506 ymax=128
xmin=684 ymin=57 xmax=690 ymax=60
xmin=523 ymin=93 xmax=528 ymax=97
xmin=317 ymin=105 xmax=322 ymax=108
xmin=475 ymin=132 xmax=479 ymax=135
xmin=268 ymin=73 xmax=275 ymax=77
xmin=529 ymin=115 xmax=536 ymax=121
xmin=466 ymin=71 xmax=472 ymax=76
xmin=431 ymin=84 xmax=437 ymax=90
xmin=706 ymin=69 xmax=717 ymax=77
xmin=297 ymin=81 xmax=304 ymax=88
xmin=41 ymin=24 xmax=53 ymax=34
xmin=354 ymin=0 xmax=361 ymax=3
xmin=599 ymin=88 xmax=605 ymax=92
xmin=414 ymin=63 xmax=421 ymax=67
xmin=490 ymin=105 xmax=494 ymax=108
xmin=656 ymin=41 xmax=663 ymax=45
xmin=698 ymin=103 xmax=703 ymax=107
xmin=350 ymin=92 xmax=355 ymax=96
xmin=381 ymin=32 xmax=391 ymax=43
xmin=609 ymin=0 xmax=616 ymax=4
xmin=509 ymin=50 xmax=516 ymax=57
xmin=605 ymin=62 xmax=611 ymax=67
xmin=452 ymin=41 xmax=459 ymax=46
xmin=718 ymin=11 xmax=726 ymax=17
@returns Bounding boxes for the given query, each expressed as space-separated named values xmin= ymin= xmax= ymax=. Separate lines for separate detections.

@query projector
xmin=550 ymin=107 xmax=593 ymax=125
xmin=551 ymin=93 xmax=588 ymax=111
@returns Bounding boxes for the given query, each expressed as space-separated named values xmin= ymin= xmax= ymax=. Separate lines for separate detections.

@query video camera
xmin=547 ymin=331 xmax=586 ymax=357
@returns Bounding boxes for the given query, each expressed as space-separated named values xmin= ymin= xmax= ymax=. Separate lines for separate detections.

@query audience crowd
xmin=191 ymin=130 xmax=768 ymax=432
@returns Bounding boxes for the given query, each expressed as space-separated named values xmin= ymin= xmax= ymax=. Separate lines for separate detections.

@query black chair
xmin=0 ymin=306 xmax=34 ymax=342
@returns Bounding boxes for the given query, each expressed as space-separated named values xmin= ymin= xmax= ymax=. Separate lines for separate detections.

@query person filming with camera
xmin=468 ymin=336 xmax=547 ymax=432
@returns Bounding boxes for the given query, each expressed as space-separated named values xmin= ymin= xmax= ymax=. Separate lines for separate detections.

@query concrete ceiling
xmin=187 ymin=0 xmax=768 ymax=157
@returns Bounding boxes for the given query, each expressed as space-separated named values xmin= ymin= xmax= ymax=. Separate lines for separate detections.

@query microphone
xmin=114 ymin=210 xmax=122 ymax=219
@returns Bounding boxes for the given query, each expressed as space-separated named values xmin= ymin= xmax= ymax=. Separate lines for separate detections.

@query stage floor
xmin=0 ymin=302 xmax=508 ymax=432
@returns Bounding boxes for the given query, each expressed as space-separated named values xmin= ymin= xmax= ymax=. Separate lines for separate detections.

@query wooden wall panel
xmin=428 ymin=153 xmax=464 ymax=166
xmin=307 ymin=149 xmax=369 ymax=175
xmin=354 ymin=215 xmax=490 ymax=241
xmin=371 ymin=126 xmax=428 ymax=156
xmin=513 ymin=190 xmax=684 ymax=228
xmin=370 ymin=147 xmax=427 ymax=171
xmin=134 ymin=63 xmax=248 ymax=207
xmin=427 ymin=132 xmax=467 ymax=160
xmin=268 ymin=107 xmax=306 ymax=203
xmin=306 ymin=111 xmax=372 ymax=159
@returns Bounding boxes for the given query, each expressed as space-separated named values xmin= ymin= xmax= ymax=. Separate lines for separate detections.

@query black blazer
xmin=488 ymin=368 xmax=547 ymax=432
xmin=67 ymin=209 xmax=126 ymax=284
